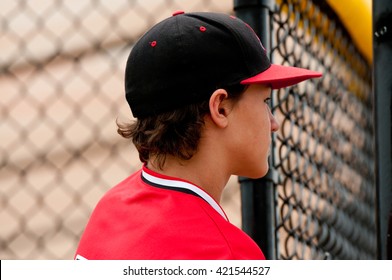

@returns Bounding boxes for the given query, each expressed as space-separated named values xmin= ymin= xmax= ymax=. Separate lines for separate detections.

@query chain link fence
xmin=270 ymin=0 xmax=376 ymax=259
xmin=0 ymin=0 xmax=236 ymax=259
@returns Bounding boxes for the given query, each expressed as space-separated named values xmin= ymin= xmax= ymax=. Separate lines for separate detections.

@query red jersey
xmin=75 ymin=166 xmax=265 ymax=260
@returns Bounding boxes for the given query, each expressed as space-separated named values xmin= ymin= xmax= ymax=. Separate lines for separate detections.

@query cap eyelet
xmin=150 ymin=41 xmax=157 ymax=47
xmin=199 ymin=26 xmax=206 ymax=32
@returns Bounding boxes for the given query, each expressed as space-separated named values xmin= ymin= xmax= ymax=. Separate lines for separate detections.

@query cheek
xmin=254 ymin=111 xmax=272 ymax=162
xmin=237 ymin=107 xmax=270 ymax=154
xmin=229 ymin=104 xmax=272 ymax=168
xmin=254 ymin=108 xmax=272 ymax=141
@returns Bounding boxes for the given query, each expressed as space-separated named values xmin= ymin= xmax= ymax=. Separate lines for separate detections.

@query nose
xmin=269 ymin=109 xmax=280 ymax=133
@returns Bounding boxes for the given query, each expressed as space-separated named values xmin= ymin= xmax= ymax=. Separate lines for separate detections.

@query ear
xmin=208 ymin=88 xmax=230 ymax=128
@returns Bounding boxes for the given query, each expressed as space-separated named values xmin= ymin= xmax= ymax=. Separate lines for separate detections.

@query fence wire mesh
xmin=0 ymin=0 xmax=236 ymax=259
xmin=270 ymin=0 xmax=376 ymax=259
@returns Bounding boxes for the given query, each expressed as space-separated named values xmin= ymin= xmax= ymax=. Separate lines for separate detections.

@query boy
xmin=75 ymin=11 xmax=321 ymax=259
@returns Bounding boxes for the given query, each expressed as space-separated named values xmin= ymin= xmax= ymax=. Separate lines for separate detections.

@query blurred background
xmin=1 ymin=0 xmax=389 ymax=260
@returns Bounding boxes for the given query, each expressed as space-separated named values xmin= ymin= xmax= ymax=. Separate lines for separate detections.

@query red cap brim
xmin=240 ymin=64 xmax=322 ymax=89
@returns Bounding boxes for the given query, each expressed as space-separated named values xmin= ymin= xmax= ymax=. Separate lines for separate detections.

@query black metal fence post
xmin=373 ymin=0 xmax=392 ymax=260
xmin=234 ymin=0 xmax=277 ymax=260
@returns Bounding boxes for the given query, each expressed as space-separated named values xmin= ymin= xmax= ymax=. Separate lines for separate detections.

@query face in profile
xmin=226 ymin=84 xmax=279 ymax=178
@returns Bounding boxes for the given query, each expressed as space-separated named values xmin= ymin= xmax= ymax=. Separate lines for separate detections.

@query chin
xmin=238 ymin=164 xmax=269 ymax=179
xmin=247 ymin=169 xmax=268 ymax=179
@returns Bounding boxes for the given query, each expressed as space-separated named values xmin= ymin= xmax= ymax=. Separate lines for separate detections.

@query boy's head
xmin=120 ymin=11 xmax=321 ymax=168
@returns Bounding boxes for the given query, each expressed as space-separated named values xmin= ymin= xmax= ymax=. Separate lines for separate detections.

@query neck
xmin=147 ymin=153 xmax=230 ymax=203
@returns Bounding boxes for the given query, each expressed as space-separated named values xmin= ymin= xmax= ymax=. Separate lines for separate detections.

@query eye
xmin=264 ymin=97 xmax=271 ymax=106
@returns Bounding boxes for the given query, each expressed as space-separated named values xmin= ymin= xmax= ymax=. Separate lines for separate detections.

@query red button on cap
xmin=172 ymin=10 xmax=185 ymax=16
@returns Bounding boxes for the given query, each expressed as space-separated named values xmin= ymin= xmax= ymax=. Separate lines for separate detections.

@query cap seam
xmin=174 ymin=15 xmax=187 ymax=76
xmin=223 ymin=21 xmax=255 ymax=78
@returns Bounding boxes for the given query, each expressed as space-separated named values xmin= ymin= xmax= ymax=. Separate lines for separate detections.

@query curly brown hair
xmin=117 ymin=84 xmax=247 ymax=169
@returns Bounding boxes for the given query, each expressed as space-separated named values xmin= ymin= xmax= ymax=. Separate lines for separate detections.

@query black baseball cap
xmin=125 ymin=11 xmax=322 ymax=118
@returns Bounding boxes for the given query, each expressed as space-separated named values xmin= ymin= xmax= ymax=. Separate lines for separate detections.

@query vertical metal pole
xmin=373 ymin=0 xmax=392 ymax=260
xmin=234 ymin=0 xmax=277 ymax=260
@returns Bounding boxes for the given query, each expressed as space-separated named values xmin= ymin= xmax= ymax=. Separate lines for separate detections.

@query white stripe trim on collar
xmin=142 ymin=169 xmax=228 ymax=221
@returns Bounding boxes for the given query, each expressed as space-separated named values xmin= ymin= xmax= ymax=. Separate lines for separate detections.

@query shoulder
xmin=195 ymin=200 xmax=265 ymax=259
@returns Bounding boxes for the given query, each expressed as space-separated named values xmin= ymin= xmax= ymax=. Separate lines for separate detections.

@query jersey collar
xmin=141 ymin=166 xmax=228 ymax=221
